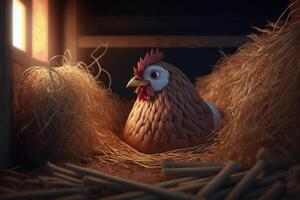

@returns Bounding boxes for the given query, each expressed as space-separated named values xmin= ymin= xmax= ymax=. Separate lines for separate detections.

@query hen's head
xmin=127 ymin=49 xmax=170 ymax=101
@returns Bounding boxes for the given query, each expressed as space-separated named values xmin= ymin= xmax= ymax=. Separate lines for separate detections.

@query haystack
xmin=15 ymin=20 xmax=300 ymax=182
xmin=15 ymin=55 xmax=126 ymax=164
xmin=196 ymin=21 xmax=300 ymax=163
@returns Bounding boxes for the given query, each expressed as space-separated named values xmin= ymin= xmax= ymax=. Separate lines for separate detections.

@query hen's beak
xmin=126 ymin=76 xmax=149 ymax=88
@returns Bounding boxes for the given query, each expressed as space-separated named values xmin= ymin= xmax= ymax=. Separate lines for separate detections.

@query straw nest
xmin=15 ymin=20 xmax=300 ymax=173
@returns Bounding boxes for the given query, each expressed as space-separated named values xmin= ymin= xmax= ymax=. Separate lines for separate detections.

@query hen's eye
xmin=150 ymin=71 xmax=160 ymax=79
xmin=143 ymin=65 xmax=169 ymax=91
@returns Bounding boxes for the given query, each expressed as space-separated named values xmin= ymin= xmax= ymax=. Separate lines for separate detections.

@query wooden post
xmin=49 ymin=0 xmax=63 ymax=58
xmin=63 ymin=0 xmax=78 ymax=62
xmin=0 ymin=0 xmax=12 ymax=168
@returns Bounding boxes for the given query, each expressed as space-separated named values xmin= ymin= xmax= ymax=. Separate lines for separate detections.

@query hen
xmin=123 ymin=49 xmax=221 ymax=153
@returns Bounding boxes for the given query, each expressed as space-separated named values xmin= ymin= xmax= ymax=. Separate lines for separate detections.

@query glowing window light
xmin=13 ymin=0 xmax=26 ymax=51
xmin=32 ymin=0 xmax=48 ymax=61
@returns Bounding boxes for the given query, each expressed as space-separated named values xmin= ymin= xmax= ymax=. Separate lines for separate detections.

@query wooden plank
xmin=82 ymin=16 xmax=269 ymax=35
xmin=63 ymin=0 xmax=78 ymax=61
xmin=0 ymin=0 xmax=12 ymax=168
xmin=78 ymin=35 xmax=248 ymax=48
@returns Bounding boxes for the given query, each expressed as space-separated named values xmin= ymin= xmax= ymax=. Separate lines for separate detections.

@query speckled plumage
xmin=123 ymin=62 xmax=215 ymax=153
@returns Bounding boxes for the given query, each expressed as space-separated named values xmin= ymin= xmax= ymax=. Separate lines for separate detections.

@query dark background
xmin=77 ymin=0 xmax=289 ymax=98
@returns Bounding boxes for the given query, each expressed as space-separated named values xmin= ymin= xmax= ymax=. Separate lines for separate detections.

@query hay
xmin=15 ymin=20 xmax=300 ymax=172
xmin=15 ymin=49 xmax=125 ymax=164
xmin=195 ymin=20 xmax=300 ymax=163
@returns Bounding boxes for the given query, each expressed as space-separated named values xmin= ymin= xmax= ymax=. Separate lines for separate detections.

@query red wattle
xmin=136 ymin=86 xmax=154 ymax=101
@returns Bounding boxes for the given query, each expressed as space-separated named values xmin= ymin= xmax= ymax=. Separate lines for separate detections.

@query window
xmin=12 ymin=0 xmax=49 ymax=62
xmin=32 ymin=0 xmax=49 ymax=61
xmin=12 ymin=0 xmax=26 ymax=51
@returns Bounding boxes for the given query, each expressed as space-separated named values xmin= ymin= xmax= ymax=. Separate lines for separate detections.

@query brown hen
xmin=123 ymin=49 xmax=221 ymax=153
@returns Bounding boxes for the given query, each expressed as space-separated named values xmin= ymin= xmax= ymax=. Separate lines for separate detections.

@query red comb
xmin=134 ymin=49 xmax=164 ymax=78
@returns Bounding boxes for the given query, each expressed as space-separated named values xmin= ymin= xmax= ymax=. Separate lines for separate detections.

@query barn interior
xmin=1 ymin=0 xmax=300 ymax=199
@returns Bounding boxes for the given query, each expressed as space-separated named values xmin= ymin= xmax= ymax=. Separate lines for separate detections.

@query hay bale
xmin=196 ymin=21 xmax=300 ymax=163
xmin=15 ymin=64 xmax=126 ymax=164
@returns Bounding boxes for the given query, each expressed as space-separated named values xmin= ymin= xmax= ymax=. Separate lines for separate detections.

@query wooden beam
xmin=78 ymin=35 xmax=248 ymax=48
xmin=63 ymin=0 xmax=78 ymax=61
xmin=83 ymin=16 xmax=269 ymax=36
xmin=0 ymin=0 xmax=11 ymax=168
